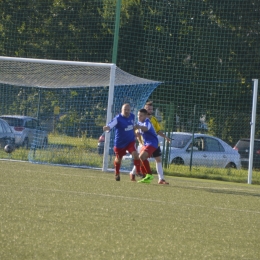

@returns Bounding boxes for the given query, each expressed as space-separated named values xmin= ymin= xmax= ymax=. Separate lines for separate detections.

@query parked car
xmin=124 ymin=132 xmax=241 ymax=169
xmin=0 ymin=118 xmax=15 ymax=149
xmin=0 ymin=115 xmax=48 ymax=149
xmin=162 ymin=132 xmax=241 ymax=168
xmin=233 ymin=138 xmax=260 ymax=169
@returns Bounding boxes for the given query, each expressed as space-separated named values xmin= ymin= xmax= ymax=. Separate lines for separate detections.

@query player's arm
xmin=135 ymin=124 xmax=148 ymax=132
xmin=133 ymin=128 xmax=143 ymax=146
xmin=134 ymin=128 xmax=139 ymax=136
xmin=151 ymin=117 xmax=171 ymax=143
xmin=103 ymin=125 xmax=110 ymax=132
xmin=157 ymin=130 xmax=171 ymax=143
xmin=103 ymin=117 xmax=118 ymax=132
xmin=136 ymin=132 xmax=143 ymax=145
xmin=135 ymin=119 xmax=151 ymax=132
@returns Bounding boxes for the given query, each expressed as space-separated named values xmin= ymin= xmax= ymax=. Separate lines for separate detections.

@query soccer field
xmin=0 ymin=160 xmax=260 ymax=260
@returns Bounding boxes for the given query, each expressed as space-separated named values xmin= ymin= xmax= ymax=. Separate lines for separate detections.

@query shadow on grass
xmin=171 ymin=182 xmax=260 ymax=198
xmin=204 ymin=188 xmax=260 ymax=197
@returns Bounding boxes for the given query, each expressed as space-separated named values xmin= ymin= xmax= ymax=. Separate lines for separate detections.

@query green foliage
xmin=55 ymin=111 xmax=80 ymax=136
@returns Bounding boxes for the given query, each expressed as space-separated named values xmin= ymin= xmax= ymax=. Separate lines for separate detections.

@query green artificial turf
xmin=0 ymin=161 xmax=260 ymax=259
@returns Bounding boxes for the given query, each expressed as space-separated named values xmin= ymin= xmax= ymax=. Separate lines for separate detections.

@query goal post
xmin=103 ymin=64 xmax=116 ymax=172
xmin=0 ymin=56 xmax=161 ymax=171
xmin=248 ymin=79 xmax=259 ymax=184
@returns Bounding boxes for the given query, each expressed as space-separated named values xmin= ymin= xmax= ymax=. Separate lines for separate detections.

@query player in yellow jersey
xmin=130 ymin=101 xmax=171 ymax=184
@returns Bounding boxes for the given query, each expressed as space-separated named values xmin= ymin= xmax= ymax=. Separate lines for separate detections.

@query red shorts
xmin=139 ymin=145 xmax=157 ymax=158
xmin=114 ymin=141 xmax=137 ymax=158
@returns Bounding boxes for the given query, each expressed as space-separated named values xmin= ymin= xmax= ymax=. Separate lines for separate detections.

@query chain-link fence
xmin=0 ymin=0 xmax=259 ymax=179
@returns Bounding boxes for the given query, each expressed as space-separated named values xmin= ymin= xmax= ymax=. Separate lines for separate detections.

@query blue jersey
xmin=107 ymin=113 xmax=135 ymax=148
xmin=137 ymin=118 xmax=158 ymax=148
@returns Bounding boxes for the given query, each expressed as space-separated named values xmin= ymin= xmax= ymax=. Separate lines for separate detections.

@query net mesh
xmin=0 ymin=0 xmax=259 ymax=176
xmin=0 ymin=58 xmax=158 ymax=88
xmin=0 ymin=57 xmax=160 ymax=169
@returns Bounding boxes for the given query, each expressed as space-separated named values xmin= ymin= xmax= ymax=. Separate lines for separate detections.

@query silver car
xmin=0 ymin=115 xmax=48 ymax=149
xmin=162 ymin=132 xmax=241 ymax=169
xmin=0 ymin=118 xmax=15 ymax=149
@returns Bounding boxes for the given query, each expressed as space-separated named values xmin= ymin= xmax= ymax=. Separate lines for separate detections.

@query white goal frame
xmin=0 ymin=56 xmax=160 ymax=171
xmin=0 ymin=56 xmax=116 ymax=171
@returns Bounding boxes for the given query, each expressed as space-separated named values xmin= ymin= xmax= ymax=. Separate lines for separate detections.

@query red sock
xmin=114 ymin=161 xmax=120 ymax=175
xmin=141 ymin=159 xmax=151 ymax=174
xmin=133 ymin=159 xmax=141 ymax=173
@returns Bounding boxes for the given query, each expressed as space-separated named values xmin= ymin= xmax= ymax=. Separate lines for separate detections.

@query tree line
xmin=0 ymin=0 xmax=259 ymax=143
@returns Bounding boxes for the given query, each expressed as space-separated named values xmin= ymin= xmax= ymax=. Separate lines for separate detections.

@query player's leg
xmin=130 ymin=165 xmax=136 ymax=175
xmin=139 ymin=151 xmax=151 ymax=173
xmin=154 ymin=156 xmax=163 ymax=179
xmin=127 ymin=141 xmax=141 ymax=181
xmin=132 ymin=142 xmax=143 ymax=176
xmin=153 ymin=147 xmax=163 ymax=180
xmin=153 ymin=147 xmax=169 ymax=184
xmin=129 ymin=152 xmax=138 ymax=181
xmin=138 ymin=146 xmax=156 ymax=183
xmin=113 ymin=147 xmax=125 ymax=181
xmin=130 ymin=165 xmax=143 ymax=178
xmin=155 ymin=157 xmax=169 ymax=184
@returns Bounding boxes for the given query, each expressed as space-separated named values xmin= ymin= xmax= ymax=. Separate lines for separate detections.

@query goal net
xmin=0 ymin=56 xmax=161 ymax=171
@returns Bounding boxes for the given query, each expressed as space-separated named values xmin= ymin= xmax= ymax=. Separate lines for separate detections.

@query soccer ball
xmin=4 ymin=144 xmax=14 ymax=153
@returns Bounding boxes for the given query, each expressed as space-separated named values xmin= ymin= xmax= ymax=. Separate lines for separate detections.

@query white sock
xmin=156 ymin=162 xmax=164 ymax=180
xmin=130 ymin=165 xmax=136 ymax=175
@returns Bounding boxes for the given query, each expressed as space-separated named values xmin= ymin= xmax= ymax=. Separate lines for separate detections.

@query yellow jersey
xmin=150 ymin=115 xmax=161 ymax=134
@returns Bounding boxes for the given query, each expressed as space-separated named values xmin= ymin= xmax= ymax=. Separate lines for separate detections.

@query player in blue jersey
xmin=130 ymin=101 xmax=170 ymax=184
xmin=134 ymin=108 xmax=159 ymax=184
xmin=103 ymin=103 xmax=141 ymax=181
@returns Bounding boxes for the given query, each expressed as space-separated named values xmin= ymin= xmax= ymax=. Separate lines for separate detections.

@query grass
xmin=2 ymin=148 xmax=260 ymax=185
xmin=1 ymin=133 xmax=260 ymax=185
xmin=163 ymin=164 xmax=260 ymax=185
xmin=0 ymin=161 xmax=260 ymax=259
xmin=48 ymin=133 xmax=98 ymax=149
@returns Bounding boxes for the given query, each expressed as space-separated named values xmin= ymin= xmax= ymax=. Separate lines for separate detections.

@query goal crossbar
xmin=0 ymin=56 xmax=160 ymax=88
xmin=0 ymin=56 xmax=113 ymax=67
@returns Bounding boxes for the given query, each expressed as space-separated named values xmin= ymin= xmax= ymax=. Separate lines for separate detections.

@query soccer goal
xmin=0 ymin=56 xmax=161 ymax=171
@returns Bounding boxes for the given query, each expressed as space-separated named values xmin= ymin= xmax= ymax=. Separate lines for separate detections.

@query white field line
xmin=1 ymin=163 xmax=260 ymax=194
xmin=52 ymin=172 xmax=260 ymax=194
xmin=1 ymin=159 xmax=260 ymax=193
xmin=1 ymin=183 xmax=260 ymax=215
xmin=2 ymin=169 xmax=260 ymax=196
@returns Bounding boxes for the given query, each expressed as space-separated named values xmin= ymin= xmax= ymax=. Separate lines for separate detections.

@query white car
xmin=123 ymin=132 xmax=241 ymax=169
xmin=162 ymin=132 xmax=241 ymax=169
xmin=0 ymin=115 xmax=48 ymax=149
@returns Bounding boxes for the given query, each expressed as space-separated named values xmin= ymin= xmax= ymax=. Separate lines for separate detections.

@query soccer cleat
xmin=115 ymin=174 xmax=120 ymax=181
xmin=130 ymin=173 xmax=136 ymax=181
xmin=158 ymin=179 xmax=169 ymax=185
xmin=138 ymin=174 xmax=154 ymax=183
